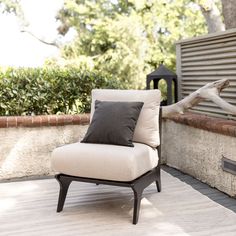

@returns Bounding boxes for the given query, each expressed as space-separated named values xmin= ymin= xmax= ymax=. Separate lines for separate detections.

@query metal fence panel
xmin=176 ymin=29 xmax=236 ymax=119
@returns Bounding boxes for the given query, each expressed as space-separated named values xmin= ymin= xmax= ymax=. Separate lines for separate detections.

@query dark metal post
xmin=167 ymin=79 xmax=172 ymax=105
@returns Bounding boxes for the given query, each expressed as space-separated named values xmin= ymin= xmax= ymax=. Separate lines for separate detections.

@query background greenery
xmin=0 ymin=0 xmax=210 ymax=115
xmin=0 ymin=67 xmax=120 ymax=115
xmin=51 ymin=0 xmax=207 ymax=89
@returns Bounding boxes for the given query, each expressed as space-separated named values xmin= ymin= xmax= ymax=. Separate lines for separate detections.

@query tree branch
xmin=20 ymin=29 xmax=60 ymax=48
xmin=162 ymin=79 xmax=236 ymax=118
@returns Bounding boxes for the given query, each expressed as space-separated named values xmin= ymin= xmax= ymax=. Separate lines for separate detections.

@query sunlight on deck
xmin=1 ymin=170 xmax=236 ymax=236
xmin=0 ymin=198 xmax=16 ymax=213
xmin=0 ymin=182 xmax=40 ymax=213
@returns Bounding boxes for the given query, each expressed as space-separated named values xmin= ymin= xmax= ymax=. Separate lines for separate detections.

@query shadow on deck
xmin=163 ymin=165 xmax=236 ymax=213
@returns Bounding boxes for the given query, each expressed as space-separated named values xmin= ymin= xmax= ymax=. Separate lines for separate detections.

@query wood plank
xmin=182 ymin=81 xmax=236 ymax=87
xmin=181 ymin=76 xmax=236 ymax=81
xmin=178 ymin=29 xmax=236 ymax=47
xmin=182 ymin=46 xmax=236 ymax=58
xmin=182 ymin=64 xmax=236 ymax=72
xmin=182 ymin=40 xmax=236 ymax=53
xmin=182 ymin=70 xmax=236 ymax=76
xmin=190 ymin=106 xmax=231 ymax=115
xmin=189 ymin=109 xmax=235 ymax=119
xmin=182 ymin=86 xmax=236 ymax=94
xmin=1 ymin=167 xmax=236 ymax=236
xmin=182 ymin=58 xmax=236 ymax=67
xmin=180 ymin=35 xmax=236 ymax=49
xmin=182 ymin=52 xmax=236 ymax=62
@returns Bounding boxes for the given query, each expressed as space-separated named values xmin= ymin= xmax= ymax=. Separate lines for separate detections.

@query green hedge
xmin=0 ymin=67 xmax=121 ymax=115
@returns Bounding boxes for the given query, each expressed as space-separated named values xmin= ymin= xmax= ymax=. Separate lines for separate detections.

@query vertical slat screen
xmin=176 ymin=29 xmax=236 ymax=119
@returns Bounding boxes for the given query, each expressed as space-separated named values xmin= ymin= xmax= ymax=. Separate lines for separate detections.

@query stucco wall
xmin=0 ymin=114 xmax=89 ymax=180
xmin=162 ymin=119 xmax=236 ymax=197
xmin=0 ymin=125 xmax=88 ymax=180
xmin=1 ymin=112 xmax=236 ymax=197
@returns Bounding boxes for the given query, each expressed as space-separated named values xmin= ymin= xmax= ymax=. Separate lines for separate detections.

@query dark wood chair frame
xmin=55 ymin=108 xmax=162 ymax=224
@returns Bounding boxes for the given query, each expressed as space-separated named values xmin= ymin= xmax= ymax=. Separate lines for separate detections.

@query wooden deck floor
xmin=1 ymin=166 xmax=236 ymax=236
xmin=163 ymin=166 xmax=236 ymax=214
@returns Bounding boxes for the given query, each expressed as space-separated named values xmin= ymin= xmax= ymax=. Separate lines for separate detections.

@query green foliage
xmin=0 ymin=67 xmax=120 ymax=116
xmin=53 ymin=0 xmax=207 ymax=89
xmin=0 ymin=0 xmax=26 ymax=26
xmin=1 ymin=0 xmax=209 ymax=104
xmin=0 ymin=0 xmax=21 ymax=14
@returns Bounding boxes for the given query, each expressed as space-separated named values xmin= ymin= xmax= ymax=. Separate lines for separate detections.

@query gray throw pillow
xmin=81 ymin=100 xmax=144 ymax=147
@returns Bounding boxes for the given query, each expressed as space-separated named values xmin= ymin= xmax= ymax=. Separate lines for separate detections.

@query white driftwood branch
xmin=162 ymin=79 xmax=236 ymax=118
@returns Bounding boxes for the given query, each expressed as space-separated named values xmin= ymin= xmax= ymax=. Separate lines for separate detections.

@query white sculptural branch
xmin=162 ymin=79 xmax=236 ymax=118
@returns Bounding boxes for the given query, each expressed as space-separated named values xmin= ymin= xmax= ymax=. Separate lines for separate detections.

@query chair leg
xmin=132 ymin=187 xmax=143 ymax=224
xmin=55 ymin=175 xmax=72 ymax=212
xmin=156 ymin=167 xmax=161 ymax=192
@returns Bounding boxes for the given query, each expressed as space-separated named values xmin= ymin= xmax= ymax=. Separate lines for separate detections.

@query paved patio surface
xmin=1 ymin=166 xmax=236 ymax=236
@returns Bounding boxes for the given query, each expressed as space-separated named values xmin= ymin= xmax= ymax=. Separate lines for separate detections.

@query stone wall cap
xmin=0 ymin=114 xmax=90 ymax=128
xmin=167 ymin=112 xmax=236 ymax=138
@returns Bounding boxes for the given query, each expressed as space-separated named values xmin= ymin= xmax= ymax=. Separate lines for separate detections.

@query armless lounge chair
xmin=51 ymin=89 xmax=162 ymax=224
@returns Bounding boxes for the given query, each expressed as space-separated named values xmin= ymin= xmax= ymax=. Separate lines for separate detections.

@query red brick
xmin=213 ymin=122 xmax=225 ymax=133
xmin=57 ymin=116 xmax=65 ymax=126
xmin=0 ymin=117 xmax=7 ymax=128
xmin=23 ymin=116 xmax=33 ymax=127
xmin=80 ymin=114 xmax=90 ymax=125
xmin=0 ymin=114 xmax=91 ymax=128
xmin=225 ymin=125 xmax=235 ymax=137
xmin=7 ymin=117 xmax=17 ymax=127
xmin=168 ymin=112 xmax=236 ymax=137
xmin=63 ymin=115 xmax=73 ymax=125
xmin=72 ymin=115 xmax=81 ymax=124
xmin=32 ymin=116 xmax=42 ymax=127
xmin=41 ymin=116 xmax=49 ymax=126
xmin=49 ymin=115 xmax=58 ymax=126
xmin=16 ymin=116 xmax=25 ymax=127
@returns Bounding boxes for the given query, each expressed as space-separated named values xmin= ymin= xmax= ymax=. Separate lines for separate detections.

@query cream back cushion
xmin=90 ymin=89 xmax=161 ymax=147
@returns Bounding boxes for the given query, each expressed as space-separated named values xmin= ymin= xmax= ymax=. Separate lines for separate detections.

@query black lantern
xmin=146 ymin=63 xmax=177 ymax=105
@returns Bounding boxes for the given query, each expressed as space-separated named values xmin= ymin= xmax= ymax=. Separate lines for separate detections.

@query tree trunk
xmin=221 ymin=0 xmax=236 ymax=30
xmin=200 ymin=0 xmax=225 ymax=33
xmin=162 ymin=79 xmax=236 ymax=118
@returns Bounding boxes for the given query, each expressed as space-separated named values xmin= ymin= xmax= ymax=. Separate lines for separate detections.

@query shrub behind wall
xmin=0 ymin=67 xmax=120 ymax=115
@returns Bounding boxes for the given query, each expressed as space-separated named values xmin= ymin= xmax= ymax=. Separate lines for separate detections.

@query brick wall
xmin=167 ymin=112 xmax=236 ymax=138
xmin=0 ymin=114 xmax=90 ymax=128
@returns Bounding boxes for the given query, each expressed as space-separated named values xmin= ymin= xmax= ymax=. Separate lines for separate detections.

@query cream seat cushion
xmin=52 ymin=142 xmax=158 ymax=182
xmin=91 ymin=89 xmax=161 ymax=147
